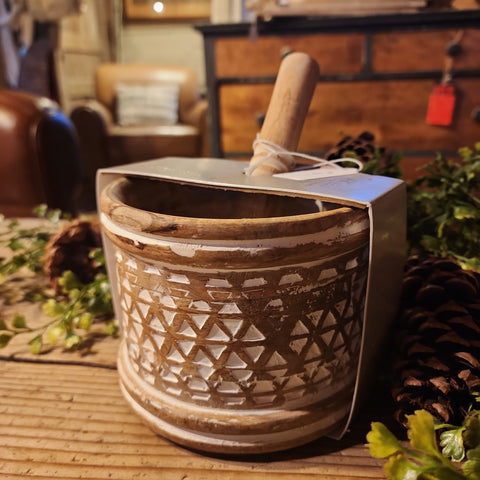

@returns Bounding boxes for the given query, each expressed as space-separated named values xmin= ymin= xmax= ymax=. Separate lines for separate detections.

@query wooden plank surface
xmin=0 ymin=277 xmax=118 ymax=368
xmin=0 ymin=360 xmax=388 ymax=479
xmin=0 ymin=219 xmax=392 ymax=479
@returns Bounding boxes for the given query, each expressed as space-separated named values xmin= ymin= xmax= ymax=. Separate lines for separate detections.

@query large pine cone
xmin=43 ymin=219 xmax=102 ymax=294
xmin=392 ymin=255 xmax=480 ymax=426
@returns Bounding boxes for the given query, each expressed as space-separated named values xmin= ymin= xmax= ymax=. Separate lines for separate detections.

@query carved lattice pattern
xmin=115 ymin=245 xmax=369 ymax=409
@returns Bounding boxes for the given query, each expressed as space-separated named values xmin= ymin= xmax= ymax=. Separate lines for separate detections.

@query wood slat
xmin=0 ymin=360 xmax=387 ymax=479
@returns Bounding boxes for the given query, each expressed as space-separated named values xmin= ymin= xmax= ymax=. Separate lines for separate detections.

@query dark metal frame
xmin=196 ymin=9 xmax=480 ymax=159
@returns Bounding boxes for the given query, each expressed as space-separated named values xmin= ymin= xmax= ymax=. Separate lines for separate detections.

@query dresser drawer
xmin=214 ymin=33 xmax=364 ymax=78
xmin=219 ymin=78 xmax=480 ymax=154
xmin=372 ymin=28 xmax=480 ymax=72
xmin=199 ymin=14 xmax=480 ymax=165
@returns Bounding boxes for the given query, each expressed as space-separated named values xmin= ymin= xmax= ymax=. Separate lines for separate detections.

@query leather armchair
xmin=70 ymin=63 xmax=209 ymax=207
xmin=0 ymin=89 xmax=85 ymax=218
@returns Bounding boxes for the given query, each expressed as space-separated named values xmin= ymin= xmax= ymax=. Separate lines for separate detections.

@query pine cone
xmin=43 ymin=219 xmax=102 ymax=294
xmin=392 ymin=255 xmax=480 ymax=426
xmin=325 ymin=131 xmax=379 ymax=163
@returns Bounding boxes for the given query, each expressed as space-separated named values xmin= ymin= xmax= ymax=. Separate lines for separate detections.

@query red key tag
xmin=426 ymin=83 xmax=456 ymax=126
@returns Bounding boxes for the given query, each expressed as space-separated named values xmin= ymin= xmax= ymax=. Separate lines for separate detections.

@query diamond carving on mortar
xmin=114 ymin=246 xmax=368 ymax=408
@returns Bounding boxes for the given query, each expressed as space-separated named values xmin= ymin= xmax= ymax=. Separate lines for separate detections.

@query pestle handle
xmin=248 ymin=52 xmax=320 ymax=176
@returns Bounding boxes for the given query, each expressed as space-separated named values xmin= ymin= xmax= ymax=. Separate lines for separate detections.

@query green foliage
xmin=41 ymin=266 xmax=116 ymax=347
xmin=28 ymin=335 xmax=43 ymax=355
xmin=406 ymin=144 xmax=480 ymax=271
xmin=0 ymin=206 xmax=117 ymax=353
xmin=362 ymin=143 xmax=480 ymax=477
xmin=0 ymin=265 xmax=117 ymax=354
xmin=367 ymin=407 xmax=480 ymax=480
xmin=361 ymin=148 xmax=404 ymax=179
xmin=441 ymin=427 xmax=468 ymax=462
xmin=0 ymin=205 xmax=66 ymax=277
xmin=344 ymin=142 xmax=480 ymax=271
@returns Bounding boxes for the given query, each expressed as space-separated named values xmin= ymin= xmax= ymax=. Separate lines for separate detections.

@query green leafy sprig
xmin=0 ymin=205 xmax=67 ymax=277
xmin=367 ymin=408 xmax=480 ymax=480
xmin=406 ymin=144 xmax=480 ymax=272
xmin=40 ymin=251 xmax=116 ymax=353
xmin=0 ymin=206 xmax=117 ymax=354
xmin=342 ymin=140 xmax=480 ymax=271
xmin=0 ymin=248 xmax=117 ymax=354
xmin=361 ymin=147 xmax=403 ymax=180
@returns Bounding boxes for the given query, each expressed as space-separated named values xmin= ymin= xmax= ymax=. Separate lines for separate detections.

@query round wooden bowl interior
xmin=101 ymin=177 xmax=363 ymax=240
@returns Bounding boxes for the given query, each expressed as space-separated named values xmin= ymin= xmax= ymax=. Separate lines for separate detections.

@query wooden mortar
xmin=100 ymin=53 xmax=371 ymax=453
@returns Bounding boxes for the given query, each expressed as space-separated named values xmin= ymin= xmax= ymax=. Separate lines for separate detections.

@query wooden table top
xmin=0 ymin=307 xmax=395 ymax=480
xmin=0 ymin=220 xmax=395 ymax=479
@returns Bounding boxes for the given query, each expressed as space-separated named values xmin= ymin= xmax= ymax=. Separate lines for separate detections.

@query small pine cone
xmin=43 ymin=219 xmax=102 ymax=294
xmin=392 ymin=255 xmax=480 ymax=426
xmin=325 ymin=131 xmax=379 ymax=163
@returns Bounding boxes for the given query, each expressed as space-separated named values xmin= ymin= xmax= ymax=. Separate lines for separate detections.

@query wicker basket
xmin=100 ymin=175 xmax=370 ymax=453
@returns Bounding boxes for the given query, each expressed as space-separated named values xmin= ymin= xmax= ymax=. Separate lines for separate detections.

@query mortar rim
xmin=100 ymin=177 xmax=369 ymax=240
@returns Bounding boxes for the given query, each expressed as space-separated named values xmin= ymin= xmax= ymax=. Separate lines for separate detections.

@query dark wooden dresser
xmin=196 ymin=10 xmax=480 ymax=179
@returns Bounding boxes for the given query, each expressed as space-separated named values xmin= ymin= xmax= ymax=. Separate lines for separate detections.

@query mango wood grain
xmin=0 ymin=360 xmax=389 ymax=479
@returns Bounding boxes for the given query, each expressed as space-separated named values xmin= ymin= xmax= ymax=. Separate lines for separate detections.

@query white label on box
xmin=274 ymin=166 xmax=359 ymax=181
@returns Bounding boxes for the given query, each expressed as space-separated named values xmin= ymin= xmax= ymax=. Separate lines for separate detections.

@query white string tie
xmin=245 ymin=135 xmax=364 ymax=176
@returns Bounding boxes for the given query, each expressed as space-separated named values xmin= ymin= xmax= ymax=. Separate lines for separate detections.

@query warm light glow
xmin=153 ymin=1 xmax=164 ymax=13
xmin=0 ymin=111 xmax=15 ymax=129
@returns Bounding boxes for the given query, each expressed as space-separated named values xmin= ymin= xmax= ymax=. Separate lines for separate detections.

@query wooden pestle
xmin=248 ymin=52 xmax=320 ymax=176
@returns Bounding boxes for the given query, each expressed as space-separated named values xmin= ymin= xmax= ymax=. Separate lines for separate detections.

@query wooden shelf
xmin=197 ymin=9 xmax=480 ymax=36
